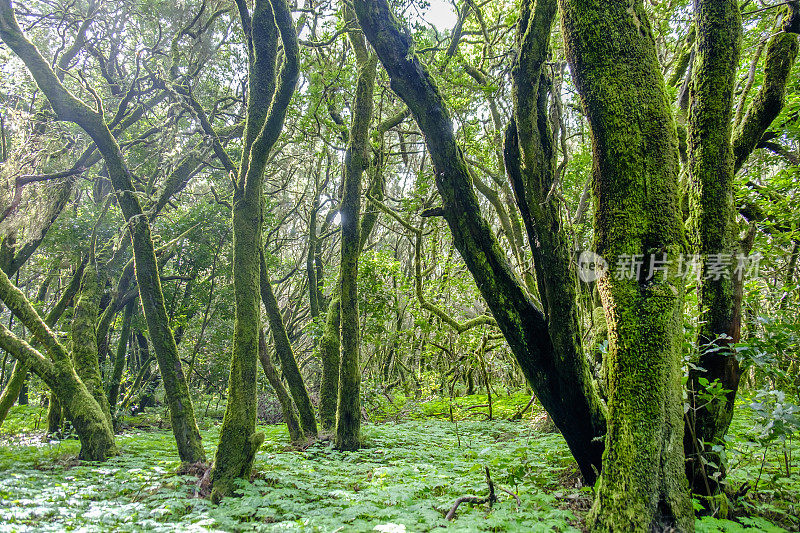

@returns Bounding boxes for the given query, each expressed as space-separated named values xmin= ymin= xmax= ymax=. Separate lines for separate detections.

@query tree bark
xmin=257 ymin=329 xmax=304 ymax=444
xmin=335 ymin=14 xmax=377 ymax=452
xmin=353 ymin=0 xmax=605 ymax=483
xmin=108 ymin=299 xmax=134 ymax=414
xmin=559 ymin=0 xmax=693 ymax=530
xmin=685 ymin=0 xmax=742 ymax=500
xmin=686 ymin=2 xmax=798 ymax=500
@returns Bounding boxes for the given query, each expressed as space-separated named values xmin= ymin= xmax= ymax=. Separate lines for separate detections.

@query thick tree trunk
xmin=559 ymin=0 xmax=693 ymax=530
xmin=505 ymin=0 xmax=606 ymax=461
xmin=686 ymin=3 xmax=798 ymax=500
xmin=685 ymin=0 xmax=742 ymax=501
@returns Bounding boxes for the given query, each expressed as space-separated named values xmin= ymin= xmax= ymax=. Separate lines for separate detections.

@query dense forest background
xmin=0 ymin=0 xmax=798 ymax=531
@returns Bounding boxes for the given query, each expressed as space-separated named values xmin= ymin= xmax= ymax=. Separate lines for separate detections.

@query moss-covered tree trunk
xmin=319 ymin=143 xmax=387 ymax=434
xmin=354 ymin=0 xmax=606 ymax=482
xmin=71 ymin=260 xmax=113 ymax=425
xmin=559 ymin=0 xmax=692 ymax=530
xmin=684 ymin=0 xmax=742 ymax=501
xmin=0 ymin=0 xmax=205 ymax=464
xmin=334 ymin=18 xmax=377 ymax=451
xmin=1 ymin=254 xmax=85 ymax=430
xmin=0 ymin=360 xmax=27 ymax=424
xmin=505 ymin=0 xmax=606 ymax=458
xmin=108 ymin=299 xmax=134 ymax=414
xmin=0 ymin=267 xmax=116 ymax=460
xmin=259 ymin=251 xmax=317 ymax=438
xmin=211 ymin=0 xmax=298 ymax=499
xmin=685 ymin=3 xmax=798 ymax=499
xmin=318 ymin=296 xmax=340 ymax=431
xmin=257 ymin=329 xmax=304 ymax=444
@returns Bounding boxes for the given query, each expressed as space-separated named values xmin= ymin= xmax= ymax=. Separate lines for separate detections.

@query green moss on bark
xmin=71 ymin=262 xmax=113 ymax=425
xmin=334 ymin=28 xmax=377 ymax=450
xmin=259 ymin=251 xmax=317 ymax=438
xmin=684 ymin=0 xmax=742 ymax=497
xmin=559 ymin=0 xmax=692 ymax=529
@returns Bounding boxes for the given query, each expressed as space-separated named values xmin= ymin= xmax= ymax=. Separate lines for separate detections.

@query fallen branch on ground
xmin=446 ymin=466 xmax=497 ymax=520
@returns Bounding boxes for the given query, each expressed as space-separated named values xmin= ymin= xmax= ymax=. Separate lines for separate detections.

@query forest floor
xmin=0 ymin=392 xmax=797 ymax=532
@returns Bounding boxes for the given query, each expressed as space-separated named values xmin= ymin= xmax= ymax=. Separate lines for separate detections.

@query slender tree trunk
xmin=257 ymin=329 xmax=304 ymax=444
xmin=318 ymin=296 xmax=340 ymax=431
xmin=559 ymin=1 xmax=693 ymax=530
xmin=335 ymin=18 xmax=377 ymax=451
xmin=211 ymin=0 xmax=298 ymax=499
xmin=259 ymin=252 xmax=317 ymax=437
xmin=108 ymin=299 xmax=134 ymax=413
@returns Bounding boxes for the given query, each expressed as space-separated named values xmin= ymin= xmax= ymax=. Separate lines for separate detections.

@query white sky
xmin=422 ymin=0 xmax=458 ymax=31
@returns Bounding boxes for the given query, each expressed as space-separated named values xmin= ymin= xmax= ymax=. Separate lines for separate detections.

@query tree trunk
xmin=318 ymin=296 xmax=340 ymax=431
xmin=108 ymin=299 xmax=134 ymax=414
xmin=257 ymin=329 xmax=304 ymax=444
xmin=211 ymin=0 xmax=298 ymax=500
xmin=559 ymin=0 xmax=693 ymax=530
xmin=334 ymin=19 xmax=377 ymax=451
xmin=71 ymin=260 xmax=113 ymax=425
xmin=1 ymin=255 xmax=85 ymax=430
xmin=259 ymin=252 xmax=317 ymax=437
xmin=0 ymin=360 xmax=27 ymax=424
xmin=685 ymin=0 xmax=742 ymax=501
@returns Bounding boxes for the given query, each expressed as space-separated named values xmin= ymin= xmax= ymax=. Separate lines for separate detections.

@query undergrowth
xmin=0 ymin=392 xmax=796 ymax=532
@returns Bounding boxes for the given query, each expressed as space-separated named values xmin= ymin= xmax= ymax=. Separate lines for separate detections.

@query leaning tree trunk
xmin=257 ymin=329 xmax=304 ymax=444
xmin=0 ymin=360 xmax=27 ymax=424
xmin=259 ymin=251 xmax=317 ymax=438
xmin=0 ymin=267 xmax=116 ymax=460
xmin=0 ymin=255 xmax=85 ymax=430
xmin=505 ymin=0 xmax=606 ymax=454
xmin=559 ymin=0 xmax=693 ymax=530
xmin=0 ymin=0 xmax=205 ymax=463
